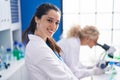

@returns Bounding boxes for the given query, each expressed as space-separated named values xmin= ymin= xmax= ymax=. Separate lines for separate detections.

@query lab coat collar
xmin=28 ymin=34 xmax=45 ymax=44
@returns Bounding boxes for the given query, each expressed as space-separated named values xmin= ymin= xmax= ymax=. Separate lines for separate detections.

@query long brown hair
xmin=47 ymin=37 xmax=61 ymax=54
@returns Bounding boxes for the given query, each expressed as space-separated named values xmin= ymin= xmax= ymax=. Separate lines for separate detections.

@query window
xmin=63 ymin=0 xmax=120 ymax=47
xmin=63 ymin=0 xmax=120 ymax=65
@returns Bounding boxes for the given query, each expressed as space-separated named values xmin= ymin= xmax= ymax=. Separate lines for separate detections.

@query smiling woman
xmin=22 ymin=3 xmax=78 ymax=80
xmin=34 ymin=9 xmax=60 ymax=40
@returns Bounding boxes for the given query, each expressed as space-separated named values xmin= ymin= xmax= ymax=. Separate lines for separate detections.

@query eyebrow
xmin=47 ymin=16 xmax=60 ymax=22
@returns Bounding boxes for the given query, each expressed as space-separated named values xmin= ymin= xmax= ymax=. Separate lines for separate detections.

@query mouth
xmin=47 ymin=28 xmax=54 ymax=35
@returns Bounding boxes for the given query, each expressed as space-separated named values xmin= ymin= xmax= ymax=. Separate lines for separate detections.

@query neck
xmin=34 ymin=30 xmax=47 ymax=42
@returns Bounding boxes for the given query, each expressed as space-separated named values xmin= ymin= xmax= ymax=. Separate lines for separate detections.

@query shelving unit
xmin=0 ymin=0 xmax=28 ymax=80
xmin=0 ymin=0 xmax=22 ymax=49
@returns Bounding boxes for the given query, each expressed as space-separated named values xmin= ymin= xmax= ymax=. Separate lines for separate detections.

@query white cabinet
xmin=0 ymin=0 xmax=28 ymax=80
xmin=0 ymin=0 xmax=22 ymax=49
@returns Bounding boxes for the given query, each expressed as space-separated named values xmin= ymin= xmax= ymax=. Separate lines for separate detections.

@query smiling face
xmin=35 ymin=9 xmax=60 ymax=41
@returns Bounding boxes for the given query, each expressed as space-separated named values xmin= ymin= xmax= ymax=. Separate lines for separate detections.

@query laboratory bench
xmin=81 ymin=58 xmax=120 ymax=80
xmin=0 ymin=59 xmax=29 ymax=80
xmin=93 ymin=65 xmax=120 ymax=80
xmin=81 ymin=65 xmax=120 ymax=80
xmin=0 ymin=59 xmax=120 ymax=80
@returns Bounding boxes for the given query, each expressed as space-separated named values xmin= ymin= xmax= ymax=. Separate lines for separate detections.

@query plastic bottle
xmin=18 ymin=43 xmax=25 ymax=58
xmin=0 ymin=46 xmax=3 ymax=71
xmin=13 ymin=41 xmax=21 ymax=60
xmin=0 ymin=46 xmax=6 ymax=70
xmin=6 ymin=48 xmax=12 ymax=67
xmin=0 ymin=56 xmax=1 ymax=63
xmin=109 ymin=61 xmax=117 ymax=80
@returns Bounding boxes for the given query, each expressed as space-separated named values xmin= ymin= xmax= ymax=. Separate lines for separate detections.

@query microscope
xmin=96 ymin=43 xmax=116 ymax=69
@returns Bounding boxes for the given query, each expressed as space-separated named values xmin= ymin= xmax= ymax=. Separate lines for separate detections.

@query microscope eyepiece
xmin=96 ymin=43 xmax=110 ymax=51
xmin=96 ymin=43 xmax=116 ymax=58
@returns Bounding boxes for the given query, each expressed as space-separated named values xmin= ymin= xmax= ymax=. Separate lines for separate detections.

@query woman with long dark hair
xmin=22 ymin=3 xmax=78 ymax=80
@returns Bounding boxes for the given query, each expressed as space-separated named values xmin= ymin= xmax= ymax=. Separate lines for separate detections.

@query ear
xmin=35 ymin=16 xmax=40 ymax=23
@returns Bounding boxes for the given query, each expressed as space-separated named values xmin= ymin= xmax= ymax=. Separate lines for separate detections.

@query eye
xmin=47 ymin=19 xmax=53 ymax=23
xmin=47 ymin=18 xmax=60 ymax=25
xmin=56 ymin=22 xmax=60 ymax=25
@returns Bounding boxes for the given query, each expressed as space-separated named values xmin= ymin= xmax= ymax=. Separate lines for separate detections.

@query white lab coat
xmin=25 ymin=34 xmax=78 ymax=80
xmin=57 ymin=37 xmax=95 ymax=79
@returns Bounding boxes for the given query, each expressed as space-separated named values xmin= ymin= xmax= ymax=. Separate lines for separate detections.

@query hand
xmin=93 ymin=66 xmax=105 ymax=75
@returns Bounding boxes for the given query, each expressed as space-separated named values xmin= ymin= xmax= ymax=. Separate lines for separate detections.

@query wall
xmin=20 ymin=0 xmax=63 ymax=41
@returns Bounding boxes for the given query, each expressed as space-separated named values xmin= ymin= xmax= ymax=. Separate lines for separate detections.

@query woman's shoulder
xmin=25 ymin=40 xmax=54 ymax=63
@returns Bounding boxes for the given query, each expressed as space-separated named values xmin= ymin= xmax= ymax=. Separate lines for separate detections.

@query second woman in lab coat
xmin=22 ymin=3 xmax=78 ymax=80
xmin=57 ymin=24 xmax=105 ymax=79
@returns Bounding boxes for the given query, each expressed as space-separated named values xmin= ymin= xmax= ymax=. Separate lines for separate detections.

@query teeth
xmin=48 ymin=29 xmax=53 ymax=33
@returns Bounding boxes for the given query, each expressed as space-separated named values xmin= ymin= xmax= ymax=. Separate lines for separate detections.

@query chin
xmin=47 ymin=34 xmax=52 ymax=37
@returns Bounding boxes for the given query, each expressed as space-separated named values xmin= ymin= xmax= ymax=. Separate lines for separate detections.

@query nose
xmin=50 ymin=22 xmax=58 ymax=32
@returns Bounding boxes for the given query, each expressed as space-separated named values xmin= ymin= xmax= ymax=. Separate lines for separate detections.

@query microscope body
xmin=96 ymin=43 xmax=116 ymax=69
